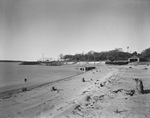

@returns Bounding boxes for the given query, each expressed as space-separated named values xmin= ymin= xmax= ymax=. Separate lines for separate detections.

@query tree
xmin=62 ymin=48 xmax=133 ymax=61
xmin=59 ymin=53 xmax=64 ymax=60
xmin=141 ymin=47 xmax=150 ymax=61
xmin=132 ymin=51 xmax=138 ymax=56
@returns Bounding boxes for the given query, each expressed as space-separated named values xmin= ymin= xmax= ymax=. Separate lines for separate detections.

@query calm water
xmin=0 ymin=62 xmax=81 ymax=92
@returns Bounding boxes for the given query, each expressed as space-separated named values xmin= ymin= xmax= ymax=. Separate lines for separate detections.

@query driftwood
xmin=51 ymin=87 xmax=57 ymax=91
xmin=134 ymin=78 xmax=144 ymax=94
xmin=112 ymin=89 xmax=135 ymax=96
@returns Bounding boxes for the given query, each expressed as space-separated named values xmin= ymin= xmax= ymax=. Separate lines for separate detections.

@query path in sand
xmin=56 ymin=65 xmax=150 ymax=118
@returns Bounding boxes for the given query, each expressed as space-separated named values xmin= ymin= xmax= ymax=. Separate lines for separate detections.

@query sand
xmin=0 ymin=63 xmax=150 ymax=118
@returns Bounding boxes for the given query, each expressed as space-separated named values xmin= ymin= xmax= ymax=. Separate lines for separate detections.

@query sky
xmin=0 ymin=0 xmax=150 ymax=61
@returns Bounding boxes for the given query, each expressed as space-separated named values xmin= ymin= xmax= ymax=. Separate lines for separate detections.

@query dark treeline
xmin=61 ymin=47 xmax=150 ymax=62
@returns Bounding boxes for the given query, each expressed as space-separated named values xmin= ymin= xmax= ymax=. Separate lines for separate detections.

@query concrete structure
xmin=128 ymin=55 xmax=139 ymax=62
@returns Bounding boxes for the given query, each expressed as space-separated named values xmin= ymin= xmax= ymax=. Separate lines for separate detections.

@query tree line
xmin=60 ymin=47 xmax=150 ymax=62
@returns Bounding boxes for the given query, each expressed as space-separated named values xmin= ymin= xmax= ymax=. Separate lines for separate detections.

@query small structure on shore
xmin=79 ymin=66 xmax=96 ymax=71
xmin=128 ymin=55 xmax=139 ymax=62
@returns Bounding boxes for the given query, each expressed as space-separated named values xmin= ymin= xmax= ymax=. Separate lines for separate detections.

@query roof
xmin=128 ymin=55 xmax=139 ymax=59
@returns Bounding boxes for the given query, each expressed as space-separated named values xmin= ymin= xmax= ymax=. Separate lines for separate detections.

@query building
xmin=128 ymin=55 xmax=139 ymax=62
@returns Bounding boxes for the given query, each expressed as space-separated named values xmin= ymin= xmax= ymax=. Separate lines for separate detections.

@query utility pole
xmin=127 ymin=46 xmax=129 ymax=53
xmin=42 ymin=53 xmax=44 ymax=62
xmin=94 ymin=54 xmax=95 ymax=64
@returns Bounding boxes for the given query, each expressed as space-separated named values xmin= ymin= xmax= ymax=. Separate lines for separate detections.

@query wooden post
xmin=82 ymin=78 xmax=85 ymax=82
xmin=134 ymin=78 xmax=144 ymax=94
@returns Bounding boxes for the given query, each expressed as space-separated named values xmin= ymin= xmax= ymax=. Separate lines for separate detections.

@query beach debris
xmin=82 ymin=91 xmax=88 ymax=95
xmin=129 ymin=66 xmax=132 ymax=68
xmin=113 ymin=89 xmax=123 ymax=93
xmin=86 ymin=95 xmax=91 ymax=101
xmin=143 ymin=67 xmax=148 ymax=70
xmin=100 ymin=83 xmax=104 ymax=87
xmin=51 ymin=87 xmax=63 ymax=93
xmin=57 ymin=107 xmax=63 ymax=111
xmin=94 ymin=80 xmax=99 ymax=84
xmin=107 ymin=80 xmax=111 ymax=83
xmin=24 ymin=78 xmax=28 ymax=82
xmin=22 ymin=87 xmax=27 ymax=92
xmin=1 ymin=93 xmax=13 ymax=99
xmin=93 ymin=95 xmax=105 ymax=101
xmin=100 ymin=81 xmax=106 ymax=87
xmin=114 ymin=107 xmax=128 ymax=114
xmin=82 ymin=78 xmax=85 ymax=82
xmin=113 ymin=89 xmax=135 ymax=96
xmin=134 ymin=78 xmax=144 ymax=94
xmin=51 ymin=86 xmax=57 ymax=91
xmin=125 ymin=90 xmax=135 ymax=96
xmin=72 ymin=105 xmax=85 ymax=117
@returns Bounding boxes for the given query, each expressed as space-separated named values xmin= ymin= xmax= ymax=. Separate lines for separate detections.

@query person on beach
xmin=22 ymin=78 xmax=28 ymax=91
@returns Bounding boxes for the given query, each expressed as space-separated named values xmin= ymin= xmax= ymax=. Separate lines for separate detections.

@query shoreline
xmin=0 ymin=63 xmax=87 ymax=94
xmin=0 ymin=71 xmax=85 ymax=99
xmin=0 ymin=64 xmax=100 ymax=97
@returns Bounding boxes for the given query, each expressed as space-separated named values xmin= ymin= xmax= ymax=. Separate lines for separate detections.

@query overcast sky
xmin=0 ymin=0 xmax=150 ymax=61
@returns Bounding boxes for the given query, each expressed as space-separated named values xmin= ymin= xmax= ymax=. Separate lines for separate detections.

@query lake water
xmin=0 ymin=62 xmax=82 ymax=92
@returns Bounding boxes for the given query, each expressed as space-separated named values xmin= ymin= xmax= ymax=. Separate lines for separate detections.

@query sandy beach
xmin=0 ymin=63 xmax=150 ymax=118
